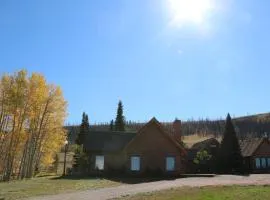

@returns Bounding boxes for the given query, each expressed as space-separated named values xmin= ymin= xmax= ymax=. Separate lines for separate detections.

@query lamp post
xmin=62 ymin=139 xmax=69 ymax=176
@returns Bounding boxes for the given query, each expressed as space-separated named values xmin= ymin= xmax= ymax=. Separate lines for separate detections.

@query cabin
xmin=61 ymin=117 xmax=270 ymax=176
xmin=240 ymin=137 xmax=270 ymax=173
xmin=83 ymin=118 xmax=187 ymax=176
xmin=186 ymin=136 xmax=270 ymax=174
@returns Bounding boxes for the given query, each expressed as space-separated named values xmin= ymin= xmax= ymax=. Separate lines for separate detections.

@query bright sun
xmin=167 ymin=0 xmax=214 ymax=27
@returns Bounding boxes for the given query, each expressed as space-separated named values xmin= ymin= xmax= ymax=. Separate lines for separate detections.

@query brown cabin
xmin=83 ymin=117 xmax=186 ymax=176
xmin=240 ymin=137 xmax=270 ymax=173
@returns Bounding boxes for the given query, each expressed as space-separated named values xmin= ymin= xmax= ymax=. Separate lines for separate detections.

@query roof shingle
xmin=239 ymin=138 xmax=264 ymax=157
xmin=83 ymin=131 xmax=136 ymax=152
xmin=191 ymin=138 xmax=220 ymax=149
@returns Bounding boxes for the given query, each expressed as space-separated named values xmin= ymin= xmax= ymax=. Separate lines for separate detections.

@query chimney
xmin=173 ymin=119 xmax=181 ymax=141
xmin=263 ymin=132 xmax=269 ymax=142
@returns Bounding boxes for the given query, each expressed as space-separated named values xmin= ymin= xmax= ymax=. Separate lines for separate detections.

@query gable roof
xmin=83 ymin=117 xmax=187 ymax=154
xmin=187 ymin=138 xmax=220 ymax=160
xmin=239 ymin=138 xmax=265 ymax=157
xmin=124 ymin=117 xmax=187 ymax=154
xmin=83 ymin=131 xmax=136 ymax=153
xmin=191 ymin=138 xmax=220 ymax=149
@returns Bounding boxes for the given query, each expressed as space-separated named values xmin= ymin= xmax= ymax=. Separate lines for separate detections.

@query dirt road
xmin=28 ymin=174 xmax=270 ymax=200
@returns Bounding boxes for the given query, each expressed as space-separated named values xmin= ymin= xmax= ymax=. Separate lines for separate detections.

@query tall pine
xmin=217 ymin=113 xmax=243 ymax=174
xmin=114 ymin=101 xmax=125 ymax=131
xmin=110 ymin=120 xmax=114 ymax=131
xmin=76 ymin=112 xmax=90 ymax=145
xmin=73 ymin=112 xmax=90 ymax=173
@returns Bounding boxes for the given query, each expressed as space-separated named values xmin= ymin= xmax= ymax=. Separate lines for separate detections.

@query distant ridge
xmin=65 ymin=112 xmax=270 ymax=144
xmin=234 ymin=112 xmax=270 ymax=121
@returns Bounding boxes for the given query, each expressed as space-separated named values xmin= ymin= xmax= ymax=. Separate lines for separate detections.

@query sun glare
xmin=167 ymin=0 xmax=214 ymax=27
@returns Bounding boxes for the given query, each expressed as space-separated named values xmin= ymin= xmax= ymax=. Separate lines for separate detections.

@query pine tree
xmin=85 ymin=114 xmax=90 ymax=132
xmin=76 ymin=112 xmax=90 ymax=145
xmin=73 ymin=113 xmax=90 ymax=174
xmin=217 ymin=113 xmax=243 ymax=174
xmin=72 ymin=146 xmax=80 ymax=172
xmin=72 ymin=145 xmax=89 ymax=173
xmin=114 ymin=101 xmax=125 ymax=131
xmin=110 ymin=120 xmax=114 ymax=131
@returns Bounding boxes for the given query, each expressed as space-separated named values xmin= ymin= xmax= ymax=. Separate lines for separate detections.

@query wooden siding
xmin=125 ymin=120 xmax=185 ymax=174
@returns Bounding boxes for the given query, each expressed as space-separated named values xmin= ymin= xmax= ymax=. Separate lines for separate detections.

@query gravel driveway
xmin=28 ymin=174 xmax=270 ymax=200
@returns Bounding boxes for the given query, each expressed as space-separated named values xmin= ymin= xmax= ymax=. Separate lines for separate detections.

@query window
xmin=261 ymin=158 xmax=266 ymax=168
xmin=255 ymin=158 xmax=261 ymax=169
xmin=166 ymin=157 xmax=175 ymax=171
xmin=267 ymin=158 xmax=270 ymax=167
xmin=95 ymin=155 xmax=104 ymax=170
xmin=131 ymin=156 xmax=140 ymax=171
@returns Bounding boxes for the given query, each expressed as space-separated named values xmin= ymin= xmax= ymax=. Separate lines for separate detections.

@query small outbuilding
xmin=187 ymin=138 xmax=220 ymax=173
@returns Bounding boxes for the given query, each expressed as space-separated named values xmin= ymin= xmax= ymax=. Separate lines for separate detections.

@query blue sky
xmin=1 ymin=0 xmax=270 ymax=124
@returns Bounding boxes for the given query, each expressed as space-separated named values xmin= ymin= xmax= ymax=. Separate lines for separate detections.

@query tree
xmin=72 ymin=144 xmax=89 ymax=173
xmin=114 ymin=101 xmax=125 ymax=131
xmin=110 ymin=120 xmax=114 ymax=131
xmin=193 ymin=150 xmax=212 ymax=165
xmin=74 ymin=112 xmax=90 ymax=174
xmin=217 ymin=113 xmax=243 ymax=174
xmin=76 ymin=112 xmax=89 ymax=145
xmin=0 ymin=70 xmax=67 ymax=181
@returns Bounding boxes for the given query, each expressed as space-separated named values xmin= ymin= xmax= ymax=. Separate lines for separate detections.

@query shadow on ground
xmin=52 ymin=174 xmax=222 ymax=184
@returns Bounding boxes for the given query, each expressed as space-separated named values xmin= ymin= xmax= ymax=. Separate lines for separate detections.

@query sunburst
xmin=167 ymin=0 xmax=214 ymax=27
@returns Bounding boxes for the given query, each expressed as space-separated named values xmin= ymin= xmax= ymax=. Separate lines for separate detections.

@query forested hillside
xmin=66 ymin=112 xmax=270 ymax=144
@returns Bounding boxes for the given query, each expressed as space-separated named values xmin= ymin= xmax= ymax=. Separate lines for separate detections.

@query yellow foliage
xmin=0 ymin=70 xmax=67 ymax=179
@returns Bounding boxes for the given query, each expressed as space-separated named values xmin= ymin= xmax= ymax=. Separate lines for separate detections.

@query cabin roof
xmin=83 ymin=131 xmax=136 ymax=152
xmin=239 ymin=138 xmax=265 ymax=157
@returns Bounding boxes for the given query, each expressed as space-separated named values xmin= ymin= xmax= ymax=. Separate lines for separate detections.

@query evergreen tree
xmin=72 ymin=145 xmax=89 ymax=173
xmin=73 ymin=113 xmax=90 ymax=174
xmin=114 ymin=100 xmax=125 ymax=131
xmin=110 ymin=120 xmax=114 ymax=131
xmin=72 ymin=146 xmax=80 ymax=172
xmin=76 ymin=112 xmax=90 ymax=145
xmin=217 ymin=113 xmax=243 ymax=174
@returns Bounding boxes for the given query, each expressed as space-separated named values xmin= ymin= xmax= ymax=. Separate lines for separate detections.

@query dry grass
xmin=0 ymin=175 xmax=121 ymax=200
xmin=182 ymin=134 xmax=221 ymax=148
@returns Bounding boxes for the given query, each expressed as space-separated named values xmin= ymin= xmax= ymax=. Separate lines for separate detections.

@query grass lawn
xmin=0 ymin=175 xmax=121 ymax=200
xmin=116 ymin=185 xmax=270 ymax=200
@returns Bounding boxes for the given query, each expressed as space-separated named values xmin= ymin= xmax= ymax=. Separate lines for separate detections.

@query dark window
xmin=255 ymin=158 xmax=261 ymax=169
xmin=166 ymin=157 xmax=175 ymax=171
xmin=131 ymin=156 xmax=140 ymax=171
